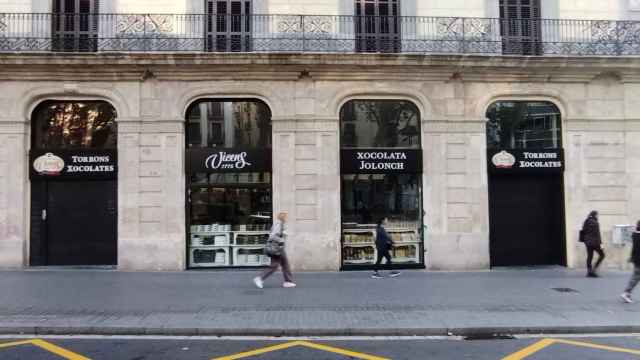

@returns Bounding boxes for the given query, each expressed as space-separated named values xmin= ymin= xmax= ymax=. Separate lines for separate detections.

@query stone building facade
xmin=1 ymin=1 xmax=640 ymax=271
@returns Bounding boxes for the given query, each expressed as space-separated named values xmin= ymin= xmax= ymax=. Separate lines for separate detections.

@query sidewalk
xmin=0 ymin=268 xmax=637 ymax=336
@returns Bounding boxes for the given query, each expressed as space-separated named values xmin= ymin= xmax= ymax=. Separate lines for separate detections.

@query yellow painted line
xmin=0 ymin=339 xmax=91 ymax=360
xmin=297 ymin=340 xmax=390 ymax=360
xmin=211 ymin=340 xmax=390 ymax=360
xmin=554 ymin=339 xmax=640 ymax=356
xmin=211 ymin=340 xmax=301 ymax=360
xmin=0 ymin=340 xmax=34 ymax=349
xmin=501 ymin=338 xmax=556 ymax=360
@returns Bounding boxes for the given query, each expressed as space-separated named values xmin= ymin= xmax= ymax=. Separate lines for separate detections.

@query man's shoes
xmin=621 ymin=292 xmax=633 ymax=304
xmin=283 ymin=282 xmax=297 ymax=288
xmin=371 ymin=272 xmax=384 ymax=279
xmin=389 ymin=271 xmax=401 ymax=278
xmin=587 ymin=272 xmax=599 ymax=278
xmin=253 ymin=276 xmax=264 ymax=289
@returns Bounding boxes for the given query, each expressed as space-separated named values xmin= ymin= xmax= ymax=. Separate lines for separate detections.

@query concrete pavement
xmin=0 ymin=268 xmax=638 ymax=336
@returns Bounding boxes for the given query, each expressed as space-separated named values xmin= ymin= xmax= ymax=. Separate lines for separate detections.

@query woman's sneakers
xmin=371 ymin=272 xmax=384 ymax=279
xmin=283 ymin=282 xmax=297 ymax=288
xmin=620 ymin=292 xmax=633 ymax=304
xmin=253 ymin=277 xmax=264 ymax=289
xmin=389 ymin=271 xmax=401 ymax=277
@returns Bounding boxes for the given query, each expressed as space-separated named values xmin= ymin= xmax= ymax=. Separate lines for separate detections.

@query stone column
xmin=0 ymin=120 xmax=28 ymax=268
xmin=423 ymin=120 xmax=489 ymax=270
xmin=117 ymin=118 xmax=186 ymax=271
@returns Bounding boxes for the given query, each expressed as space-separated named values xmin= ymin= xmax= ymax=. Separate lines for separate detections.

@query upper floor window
xmin=340 ymin=100 xmax=420 ymax=148
xmin=486 ymin=101 xmax=561 ymax=150
xmin=186 ymin=100 xmax=271 ymax=148
xmin=499 ymin=0 xmax=541 ymax=55
xmin=355 ymin=0 xmax=401 ymax=53
xmin=206 ymin=0 xmax=252 ymax=52
xmin=32 ymin=101 xmax=117 ymax=149
xmin=52 ymin=0 xmax=99 ymax=52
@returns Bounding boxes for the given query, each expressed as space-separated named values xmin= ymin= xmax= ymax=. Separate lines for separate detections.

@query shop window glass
xmin=340 ymin=99 xmax=423 ymax=269
xmin=186 ymin=100 xmax=272 ymax=268
xmin=340 ymin=100 xmax=420 ymax=148
xmin=186 ymin=100 xmax=271 ymax=148
xmin=486 ymin=101 xmax=561 ymax=149
xmin=32 ymin=101 xmax=117 ymax=149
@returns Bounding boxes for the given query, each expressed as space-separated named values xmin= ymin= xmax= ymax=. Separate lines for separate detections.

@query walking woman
xmin=372 ymin=217 xmax=401 ymax=279
xmin=582 ymin=211 xmax=605 ymax=277
xmin=621 ymin=220 xmax=640 ymax=303
xmin=253 ymin=212 xmax=296 ymax=289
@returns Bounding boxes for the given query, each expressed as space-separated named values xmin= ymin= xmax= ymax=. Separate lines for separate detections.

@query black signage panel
xmin=29 ymin=149 xmax=117 ymax=180
xmin=341 ymin=149 xmax=422 ymax=174
xmin=487 ymin=149 xmax=564 ymax=173
xmin=186 ymin=148 xmax=272 ymax=173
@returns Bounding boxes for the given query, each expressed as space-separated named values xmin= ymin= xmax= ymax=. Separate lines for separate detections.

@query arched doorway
xmin=184 ymin=99 xmax=272 ymax=268
xmin=339 ymin=99 xmax=424 ymax=270
xmin=30 ymin=100 xmax=118 ymax=266
xmin=486 ymin=101 xmax=566 ymax=267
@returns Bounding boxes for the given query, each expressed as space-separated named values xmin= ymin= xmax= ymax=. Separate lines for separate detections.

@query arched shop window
xmin=29 ymin=100 xmax=118 ymax=266
xmin=339 ymin=100 xmax=424 ymax=270
xmin=485 ymin=101 xmax=565 ymax=267
xmin=185 ymin=100 xmax=272 ymax=268
xmin=486 ymin=101 xmax=561 ymax=150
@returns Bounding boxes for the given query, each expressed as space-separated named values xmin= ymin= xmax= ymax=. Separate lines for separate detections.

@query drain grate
xmin=552 ymin=287 xmax=579 ymax=293
xmin=464 ymin=334 xmax=515 ymax=341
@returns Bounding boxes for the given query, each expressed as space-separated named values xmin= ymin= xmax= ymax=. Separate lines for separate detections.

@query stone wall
xmin=1 ymin=54 xmax=639 ymax=271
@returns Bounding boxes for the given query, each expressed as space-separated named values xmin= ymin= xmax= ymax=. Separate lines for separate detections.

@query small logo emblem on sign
xmin=33 ymin=153 xmax=65 ymax=175
xmin=492 ymin=150 xmax=516 ymax=169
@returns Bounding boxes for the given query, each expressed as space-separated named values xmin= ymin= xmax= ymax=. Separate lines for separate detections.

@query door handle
xmin=41 ymin=209 xmax=47 ymax=221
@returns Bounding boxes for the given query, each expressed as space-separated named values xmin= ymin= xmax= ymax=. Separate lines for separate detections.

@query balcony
xmin=0 ymin=13 xmax=639 ymax=56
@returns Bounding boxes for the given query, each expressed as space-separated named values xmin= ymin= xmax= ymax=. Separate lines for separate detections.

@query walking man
xmin=372 ymin=217 xmax=401 ymax=279
xmin=621 ymin=220 xmax=640 ymax=303
xmin=582 ymin=210 xmax=605 ymax=277
xmin=254 ymin=212 xmax=296 ymax=289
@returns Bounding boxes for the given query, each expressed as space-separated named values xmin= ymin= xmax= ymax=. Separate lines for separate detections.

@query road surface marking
xmin=211 ymin=340 xmax=389 ymax=360
xmin=0 ymin=339 xmax=91 ymax=360
xmin=502 ymin=338 xmax=640 ymax=359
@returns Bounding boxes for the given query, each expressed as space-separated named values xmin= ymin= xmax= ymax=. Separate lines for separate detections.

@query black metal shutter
xmin=206 ymin=0 xmax=252 ymax=52
xmin=355 ymin=0 xmax=401 ymax=53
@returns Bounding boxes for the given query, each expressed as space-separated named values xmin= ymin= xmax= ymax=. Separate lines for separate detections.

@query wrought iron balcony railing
xmin=0 ymin=13 xmax=639 ymax=56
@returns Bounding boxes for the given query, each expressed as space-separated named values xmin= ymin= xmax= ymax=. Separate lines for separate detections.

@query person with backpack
xmin=372 ymin=217 xmax=401 ymax=279
xmin=581 ymin=210 xmax=605 ymax=277
xmin=621 ymin=220 xmax=640 ymax=303
xmin=253 ymin=212 xmax=296 ymax=289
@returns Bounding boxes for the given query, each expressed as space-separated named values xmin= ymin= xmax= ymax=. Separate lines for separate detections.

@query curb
xmin=0 ymin=326 xmax=638 ymax=337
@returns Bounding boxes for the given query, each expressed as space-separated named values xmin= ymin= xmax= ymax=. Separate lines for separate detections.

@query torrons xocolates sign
xmin=186 ymin=148 xmax=272 ymax=173
xmin=29 ymin=149 xmax=117 ymax=180
xmin=341 ymin=149 xmax=422 ymax=174
xmin=487 ymin=149 xmax=564 ymax=173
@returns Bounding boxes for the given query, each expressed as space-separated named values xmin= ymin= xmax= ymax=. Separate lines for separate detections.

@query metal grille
xmin=355 ymin=0 xmax=401 ymax=53
xmin=499 ymin=0 xmax=541 ymax=55
xmin=206 ymin=0 xmax=252 ymax=52
xmin=52 ymin=0 xmax=99 ymax=52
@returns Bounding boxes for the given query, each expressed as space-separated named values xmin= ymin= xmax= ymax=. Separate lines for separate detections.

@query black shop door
xmin=489 ymin=174 xmax=565 ymax=267
xmin=30 ymin=180 xmax=117 ymax=266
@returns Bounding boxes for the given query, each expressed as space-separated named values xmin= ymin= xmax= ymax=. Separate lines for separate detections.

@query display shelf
xmin=190 ymin=232 xmax=230 ymax=247
xmin=389 ymin=257 xmax=419 ymax=263
xmin=233 ymin=247 xmax=270 ymax=266
xmin=189 ymin=247 xmax=230 ymax=267
xmin=343 ymin=258 xmax=375 ymax=264
xmin=343 ymin=242 xmax=376 ymax=247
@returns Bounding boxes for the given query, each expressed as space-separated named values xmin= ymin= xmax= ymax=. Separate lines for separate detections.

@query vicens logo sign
xmin=491 ymin=150 xmax=516 ymax=169
xmin=33 ymin=152 xmax=65 ymax=175
xmin=205 ymin=151 xmax=252 ymax=170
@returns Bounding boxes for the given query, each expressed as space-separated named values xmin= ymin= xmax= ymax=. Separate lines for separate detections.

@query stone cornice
xmin=1 ymin=53 xmax=640 ymax=82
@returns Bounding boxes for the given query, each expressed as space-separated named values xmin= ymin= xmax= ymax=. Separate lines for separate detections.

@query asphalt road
xmin=0 ymin=335 xmax=639 ymax=360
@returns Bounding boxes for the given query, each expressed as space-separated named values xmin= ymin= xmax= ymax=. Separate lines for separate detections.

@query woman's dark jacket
xmin=582 ymin=216 xmax=602 ymax=247
xmin=631 ymin=232 xmax=640 ymax=266
xmin=375 ymin=225 xmax=393 ymax=251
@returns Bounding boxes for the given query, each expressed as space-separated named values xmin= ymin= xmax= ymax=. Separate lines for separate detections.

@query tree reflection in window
xmin=340 ymin=100 xmax=420 ymax=148
xmin=186 ymin=100 xmax=271 ymax=148
xmin=32 ymin=101 xmax=117 ymax=149
xmin=486 ymin=101 xmax=561 ymax=149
